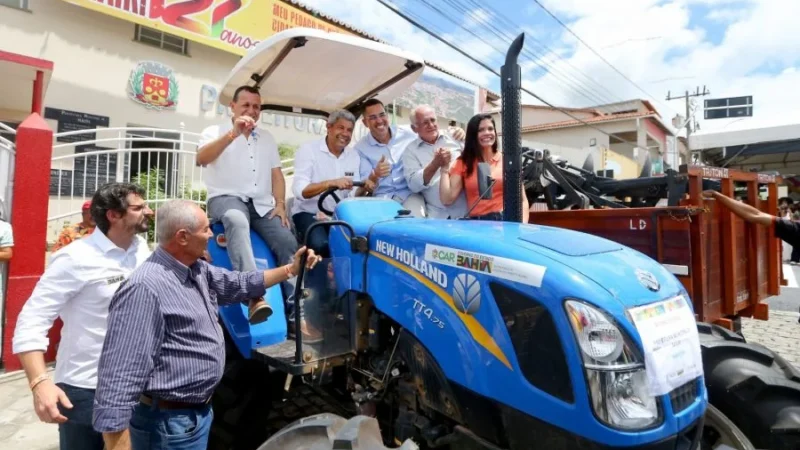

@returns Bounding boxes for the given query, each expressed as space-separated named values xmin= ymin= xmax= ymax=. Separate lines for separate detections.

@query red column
xmin=2 ymin=113 xmax=53 ymax=372
xmin=31 ymin=70 xmax=44 ymax=115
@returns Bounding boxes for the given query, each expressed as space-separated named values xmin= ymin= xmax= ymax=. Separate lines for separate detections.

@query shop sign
xmin=127 ymin=61 xmax=180 ymax=110
xmin=61 ymin=0 xmax=354 ymax=56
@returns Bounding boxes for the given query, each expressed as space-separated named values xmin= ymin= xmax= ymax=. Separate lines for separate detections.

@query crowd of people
xmin=10 ymin=84 xmax=525 ymax=450
xmin=10 ymin=83 xmax=799 ymax=450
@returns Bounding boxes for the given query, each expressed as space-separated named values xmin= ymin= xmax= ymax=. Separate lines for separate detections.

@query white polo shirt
xmin=12 ymin=230 xmax=151 ymax=389
xmin=200 ymin=120 xmax=283 ymax=217
xmin=291 ymin=137 xmax=361 ymax=216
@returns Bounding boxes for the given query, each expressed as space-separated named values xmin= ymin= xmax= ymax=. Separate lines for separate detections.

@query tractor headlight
xmin=565 ymin=300 xmax=660 ymax=430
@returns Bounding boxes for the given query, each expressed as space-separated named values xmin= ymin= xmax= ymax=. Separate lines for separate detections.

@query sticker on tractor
xmin=216 ymin=234 xmax=227 ymax=248
xmin=412 ymin=299 xmax=446 ymax=329
xmin=453 ymin=273 xmax=481 ymax=315
xmin=424 ymin=244 xmax=546 ymax=287
xmin=375 ymin=240 xmax=448 ymax=289
xmin=628 ymin=296 xmax=704 ymax=397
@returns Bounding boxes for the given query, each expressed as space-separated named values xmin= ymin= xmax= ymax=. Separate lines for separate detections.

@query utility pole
xmin=667 ymin=86 xmax=710 ymax=163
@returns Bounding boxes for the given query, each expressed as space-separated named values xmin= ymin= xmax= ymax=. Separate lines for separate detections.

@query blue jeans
xmin=129 ymin=402 xmax=213 ymax=450
xmin=57 ymin=383 xmax=104 ymax=450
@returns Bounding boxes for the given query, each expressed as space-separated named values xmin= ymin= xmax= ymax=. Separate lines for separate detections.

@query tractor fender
xmin=697 ymin=322 xmax=800 ymax=450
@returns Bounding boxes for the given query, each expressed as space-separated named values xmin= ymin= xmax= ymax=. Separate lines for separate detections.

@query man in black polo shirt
xmin=703 ymin=190 xmax=800 ymax=248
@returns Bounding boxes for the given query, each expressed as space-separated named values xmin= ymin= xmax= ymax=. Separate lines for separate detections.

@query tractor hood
xmin=219 ymin=28 xmax=425 ymax=116
xmin=515 ymin=226 xmax=686 ymax=307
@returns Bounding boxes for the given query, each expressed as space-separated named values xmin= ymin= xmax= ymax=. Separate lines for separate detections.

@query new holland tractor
xmin=204 ymin=28 xmax=800 ymax=450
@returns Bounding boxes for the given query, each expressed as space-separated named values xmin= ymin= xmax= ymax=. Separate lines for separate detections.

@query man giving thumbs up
xmin=353 ymin=99 xmax=463 ymax=218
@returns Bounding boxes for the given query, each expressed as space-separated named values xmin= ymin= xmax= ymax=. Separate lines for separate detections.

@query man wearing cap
xmin=52 ymin=200 xmax=96 ymax=253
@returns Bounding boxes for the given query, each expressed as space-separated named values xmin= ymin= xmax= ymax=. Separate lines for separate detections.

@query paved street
xmin=0 ymin=370 xmax=58 ymax=450
xmin=768 ymin=263 xmax=800 ymax=313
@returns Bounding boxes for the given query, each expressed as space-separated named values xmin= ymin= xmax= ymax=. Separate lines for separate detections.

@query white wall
xmin=0 ymin=1 xmax=332 ymax=143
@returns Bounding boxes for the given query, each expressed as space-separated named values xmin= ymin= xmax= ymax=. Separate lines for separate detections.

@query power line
xmin=455 ymin=0 xmax=627 ymax=111
xmin=528 ymin=0 xmax=678 ymax=117
xmin=417 ymin=0 xmax=618 ymax=109
xmin=666 ymin=86 xmax=711 ymax=158
xmin=373 ymin=0 xmax=645 ymax=151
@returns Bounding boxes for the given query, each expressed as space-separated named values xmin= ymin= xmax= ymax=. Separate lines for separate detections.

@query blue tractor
xmin=205 ymin=29 xmax=799 ymax=450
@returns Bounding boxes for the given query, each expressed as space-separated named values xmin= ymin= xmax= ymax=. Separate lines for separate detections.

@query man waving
xmin=196 ymin=85 xmax=298 ymax=324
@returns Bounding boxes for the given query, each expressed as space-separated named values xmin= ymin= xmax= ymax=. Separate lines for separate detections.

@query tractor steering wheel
xmin=317 ymin=181 xmax=366 ymax=216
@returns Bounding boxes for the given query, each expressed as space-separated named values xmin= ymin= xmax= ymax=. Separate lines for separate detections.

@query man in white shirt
xmin=292 ymin=110 xmax=373 ymax=251
xmin=291 ymin=110 xmax=374 ymax=341
xmin=11 ymin=182 xmax=153 ymax=450
xmin=402 ymin=105 xmax=468 ymax=219
xmin=197 ymin=85 xmax=298 ymax=325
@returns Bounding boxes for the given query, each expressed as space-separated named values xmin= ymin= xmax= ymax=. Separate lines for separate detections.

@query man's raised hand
xmin=232 ymin=116 xmax=256 ymax=137
xmin=373 ymin=155 xmax=391 ymax=179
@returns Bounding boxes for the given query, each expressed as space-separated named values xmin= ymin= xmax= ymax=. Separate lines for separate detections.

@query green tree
xmin=278 ymin=142 xmax=298 ymax=175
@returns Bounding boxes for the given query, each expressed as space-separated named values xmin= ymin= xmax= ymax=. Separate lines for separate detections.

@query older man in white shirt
xmin=290 ymin=110 xmax=374 ymax=341
xmin=12 ymin=182 xmax=153 ymax=450
xmin=292 ymin=110 xmax=372 ymax=251
xmin=402 ymin=105 xmax=468 ymax=219
xmin=197 ymin=85 xmax=298 ymax=324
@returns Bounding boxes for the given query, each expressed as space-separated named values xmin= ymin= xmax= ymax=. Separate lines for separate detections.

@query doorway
xmin=125 ymin=128 xmax=180 ymax=197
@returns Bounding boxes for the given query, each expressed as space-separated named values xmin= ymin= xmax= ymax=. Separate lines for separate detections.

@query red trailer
xmin=529 ymin=165 xmax=785 ymax=331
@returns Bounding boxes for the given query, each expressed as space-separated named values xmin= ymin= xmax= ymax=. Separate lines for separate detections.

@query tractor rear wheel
xmin=256 ymin=413 xmax=419 ymax=450
xmin=698 ymin=322 xmax=800 ymax=450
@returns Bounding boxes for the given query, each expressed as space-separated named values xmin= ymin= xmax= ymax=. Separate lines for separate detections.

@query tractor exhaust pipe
xmin=502 ymin=33 xmax=525 ymax=223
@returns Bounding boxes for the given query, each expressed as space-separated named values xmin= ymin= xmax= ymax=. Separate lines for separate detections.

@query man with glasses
xmin=354 ymin=99 xmax=463 ymax=217
xmin=12 ymin=182 xmax=153 ymax=450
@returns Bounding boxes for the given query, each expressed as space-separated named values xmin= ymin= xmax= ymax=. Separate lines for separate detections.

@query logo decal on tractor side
xmin=424 ymin=244 xmax=547 ymax=288
xmin=635 ymin=268 xmax=660 ymax=292
xmin=216 ymin=233 xmax=227 ymax=248
xmin=375 ymin=240 xmax=447 ymax=289
xmin=453 ymin=273 xmax=481 ymax=315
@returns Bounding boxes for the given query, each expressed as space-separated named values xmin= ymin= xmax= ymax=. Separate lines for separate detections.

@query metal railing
xmin=48 ymin=126 xmax=295 ymax=244
xmin=0 ymin=123 xmax=16 ymax=221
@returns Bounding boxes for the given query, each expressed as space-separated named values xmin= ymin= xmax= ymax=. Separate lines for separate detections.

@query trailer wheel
xmin=256 ymin=413 xmax=419 ymax=450
xmin=698 ymin=322 xmax=800 ymax=450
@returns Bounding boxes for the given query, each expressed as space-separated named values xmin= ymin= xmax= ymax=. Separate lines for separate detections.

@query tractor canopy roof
xmin=219 ymin=27 xmax=425 ymax=117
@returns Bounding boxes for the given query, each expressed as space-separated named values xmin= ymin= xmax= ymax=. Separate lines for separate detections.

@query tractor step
xmin=253 ymin=340 xmax=352 ymax=376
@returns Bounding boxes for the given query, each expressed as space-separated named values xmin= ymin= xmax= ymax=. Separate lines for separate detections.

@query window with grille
xmin=134 ymin=25 xmax=189 ymax=55
xmin=0 ymin=0 xmax=29 ymax=9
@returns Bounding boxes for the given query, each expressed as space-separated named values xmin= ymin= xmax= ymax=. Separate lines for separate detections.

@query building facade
xmin=493 ymin=100 xmax=684 ymax=179
xmin=0 ymin=0 xmax=494 ymax=242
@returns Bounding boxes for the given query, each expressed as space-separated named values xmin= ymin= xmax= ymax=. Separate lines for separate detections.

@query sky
xmin=298 ymin=0 xmax=800 ymax=136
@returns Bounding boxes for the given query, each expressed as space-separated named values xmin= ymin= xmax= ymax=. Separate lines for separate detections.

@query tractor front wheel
xmin=700 ymin=403 xmax=755 ymax=450
xmin=698 ymin=322 xmax=800 ymax=450
xmin=256 ymin=414 xmax=418 ymax=450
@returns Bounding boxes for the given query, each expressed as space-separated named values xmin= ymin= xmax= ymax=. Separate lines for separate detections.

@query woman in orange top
xmin=439 ymin=113 xmax=529 ymax=222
